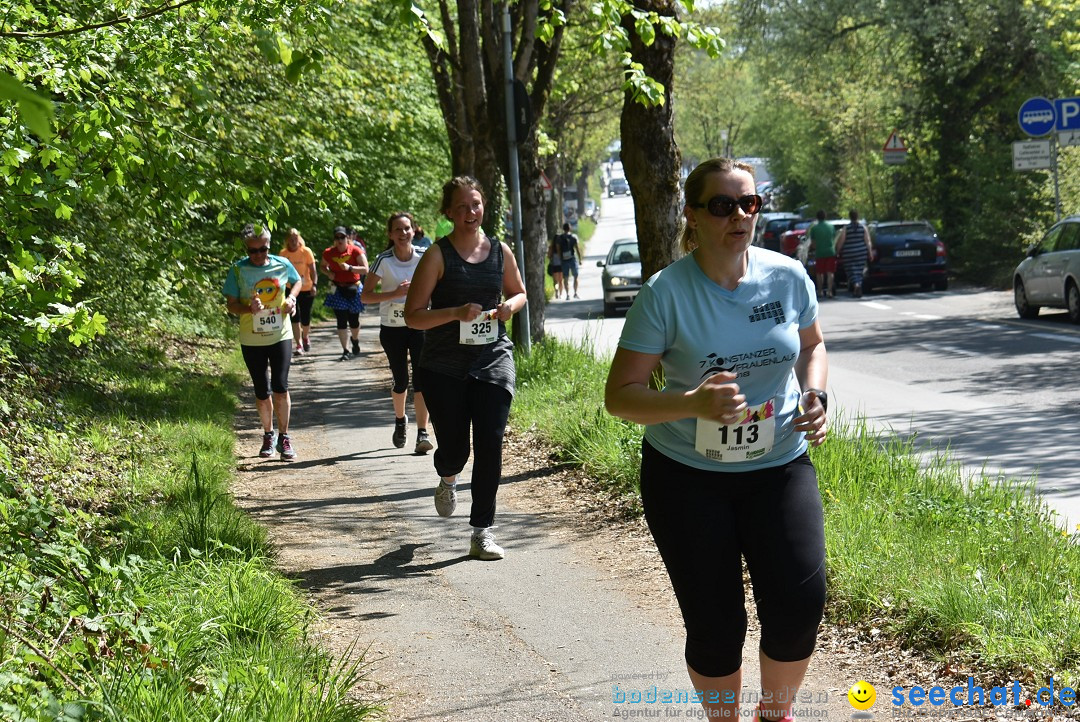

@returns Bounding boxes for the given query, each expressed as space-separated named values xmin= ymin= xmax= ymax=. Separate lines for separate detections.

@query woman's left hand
xmin=494 ymin=301 xmax=514 ymax=321
xmin=793 ymin=391 xmax=828 ymax=446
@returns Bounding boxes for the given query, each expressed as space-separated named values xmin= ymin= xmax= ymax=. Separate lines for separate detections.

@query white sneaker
xmin=434 ymin=479 xmax=457 ymax=517
xmin=469 ymin=527 xmax=505 ymax=560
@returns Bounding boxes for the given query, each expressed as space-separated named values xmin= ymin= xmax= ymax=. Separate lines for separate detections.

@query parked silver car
xmin=1013 ymin=215 xmax=1080 ymax=322
xmin=597 ymin=238 xmax=641 ymax=316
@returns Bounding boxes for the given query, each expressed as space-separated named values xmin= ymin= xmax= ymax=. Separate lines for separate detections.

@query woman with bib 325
xmin=361 ymin=211 xmax=433 ymax=455
xmin=604 ymin=158 xmax=829 ymax=722
xmin=404 ymin=176 xmax=526 ymax=561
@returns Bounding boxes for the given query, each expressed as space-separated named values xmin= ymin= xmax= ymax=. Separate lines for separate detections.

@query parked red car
xmin=780 ymin=219 xmax=815 ymax=258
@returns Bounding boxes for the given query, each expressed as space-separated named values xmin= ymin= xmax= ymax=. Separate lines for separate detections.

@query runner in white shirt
xmin=361 ymin=212 xmax=433 ymax=454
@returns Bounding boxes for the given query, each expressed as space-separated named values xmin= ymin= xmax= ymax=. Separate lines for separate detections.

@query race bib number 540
xmin=695 ymin=399 xmax=776 ymax=463
xmin=253 ymin=307 xmax=283 ymax=335
xmin=459 ymin=309 xmax=498 ymax=345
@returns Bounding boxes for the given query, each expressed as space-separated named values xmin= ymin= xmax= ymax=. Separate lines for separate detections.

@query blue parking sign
xmin=1018 ymin=97 xmax=1055 ymax=137
xmin=1055 ymin=97 xmax=1080 ymax=131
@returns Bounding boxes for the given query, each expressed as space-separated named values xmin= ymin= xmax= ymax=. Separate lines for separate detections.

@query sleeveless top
xmin=841 ymin=221 xmax=869 ymax=267
xmin=419 ymin=236 xmax=516 ymax=395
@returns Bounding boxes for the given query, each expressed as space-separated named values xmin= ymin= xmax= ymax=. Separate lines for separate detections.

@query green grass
xmin=0 ymin=331 xmax=379 ymax=720
xmin=513 ymin=336 xmax=1080 ymax=682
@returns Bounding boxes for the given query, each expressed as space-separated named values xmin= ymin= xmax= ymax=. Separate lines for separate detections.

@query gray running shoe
xmin=469 ymin=527 xmax=504 ymax=560
xmin=434 ymin=479 xmax=457 ymax=517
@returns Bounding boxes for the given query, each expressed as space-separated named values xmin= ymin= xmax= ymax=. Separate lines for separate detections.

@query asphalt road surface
xmin=547 ymin=195 xmax=1080 ymax=532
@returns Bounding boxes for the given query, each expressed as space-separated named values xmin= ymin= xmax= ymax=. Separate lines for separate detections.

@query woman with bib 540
xmin=605 ymin=158 xmax=829 ymax=722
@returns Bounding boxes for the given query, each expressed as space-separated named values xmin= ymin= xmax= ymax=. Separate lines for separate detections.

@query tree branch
xmin=1 ymin=0 xmax=205 ymax=39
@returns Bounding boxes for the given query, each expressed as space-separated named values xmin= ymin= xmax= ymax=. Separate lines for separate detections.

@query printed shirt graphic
xmin=369 ymin=246 xmax=425 ymax=327
xmin=222 ymin=255 xmax=301 ymax=346
xmin=618 ymin=247 xmax=818 ymax=472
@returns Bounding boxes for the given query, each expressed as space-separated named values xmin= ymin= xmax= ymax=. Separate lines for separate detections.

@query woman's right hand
xmin=457 ymin=302 xmax=484 ymax=322
xmin=249 ymin=297 xmax=264 ymax=314
xmin=396 ymin=280 xmax=411 ymax=298
xmin=688 ymin=371 xmax=746 ymax=424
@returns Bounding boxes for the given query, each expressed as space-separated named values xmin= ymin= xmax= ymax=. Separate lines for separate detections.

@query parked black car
xmin=839 ymin=221 xmax=948 ymax=292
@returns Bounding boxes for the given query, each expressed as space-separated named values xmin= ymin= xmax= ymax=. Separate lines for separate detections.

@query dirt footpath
xmin=231 ymin=317 xmax=866 ymax=721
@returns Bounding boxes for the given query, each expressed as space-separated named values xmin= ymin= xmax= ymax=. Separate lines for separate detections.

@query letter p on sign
xmin=1056 ymin=98 xmax=1080 ymax=131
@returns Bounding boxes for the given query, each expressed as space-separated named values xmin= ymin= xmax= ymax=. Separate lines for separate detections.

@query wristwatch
xmin=804 ymin=388 xmax=828 ymax=413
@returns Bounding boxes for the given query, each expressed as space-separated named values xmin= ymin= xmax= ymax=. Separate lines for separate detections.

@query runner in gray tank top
xmin=404 ymin=176 xmax=528 ymax=560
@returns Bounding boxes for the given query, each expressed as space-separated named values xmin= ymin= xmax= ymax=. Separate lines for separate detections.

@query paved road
xmin=547 ymin=196 xmax=1080 ymax=531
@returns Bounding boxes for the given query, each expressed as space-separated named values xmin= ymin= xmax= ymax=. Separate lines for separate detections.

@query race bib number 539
xmin=459 ymin=310 xmax=498 ymax=345
xmin=695 ymin=399 xmax=776 ymax=463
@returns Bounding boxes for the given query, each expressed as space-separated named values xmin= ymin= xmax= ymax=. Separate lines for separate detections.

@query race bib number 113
xmin=695 ymin=399 xmax=777 ymax=463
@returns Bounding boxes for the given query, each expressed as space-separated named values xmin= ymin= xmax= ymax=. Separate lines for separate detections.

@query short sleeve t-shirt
xmin=618 ymin=247 xmax=818 ymax=472
xmin=369 ymin=246 xmax=425 ymax=326
xmin=222 ymin=255 xmax=301 ymax=346
xmin=280 ymin=244 xmax=317 ymax=291
xmin=322 ymin=244 xmax=366 ymax=285
xmin=809 ymin=221 xmax=836 ymax=259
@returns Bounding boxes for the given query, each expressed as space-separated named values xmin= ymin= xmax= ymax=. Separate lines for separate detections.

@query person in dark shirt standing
xmin=556 ymin=223 xmax=583 ymax=299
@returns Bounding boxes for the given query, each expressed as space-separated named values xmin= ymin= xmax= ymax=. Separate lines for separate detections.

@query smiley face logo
xmin=253 ymin=278 xmax=281 ymax=304
xmin=847 ymin=681 xmax=876 ymax=711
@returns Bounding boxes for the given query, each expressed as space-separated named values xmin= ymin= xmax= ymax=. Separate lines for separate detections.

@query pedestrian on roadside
xmin=322 ymin=225 xmax=368 ymax=361
xmin=555 ymin=223 xmax=583 ymax=299
xmin=404 ymin=175 xmax=527 ymax=561
xmin=807 ymin=211 xmax=837 ymax=299
xmin=280 ymin=227 xmax=318 ymax=354
xmin=361 ymin=212 xmax=434 ymax=454
xmin=223 ymin=224 xmax=303 ymax=461
xmin=548 ymin=234 xmax=564 ymax=300
xmin=835 ymin=209 xmax=872 ymax=298
xmin=604 ymin=158 xmax=829 ymax=722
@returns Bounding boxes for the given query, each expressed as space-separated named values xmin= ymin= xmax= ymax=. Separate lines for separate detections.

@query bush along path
xmin=0 ymin=331 xmax=379 ymax=721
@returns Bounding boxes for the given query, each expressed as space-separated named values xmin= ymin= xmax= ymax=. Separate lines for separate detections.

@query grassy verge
xmin=512 ymin=337 xmax=1080 ymax=683
xmin=0 ymin=329 xmax=378 ymax=720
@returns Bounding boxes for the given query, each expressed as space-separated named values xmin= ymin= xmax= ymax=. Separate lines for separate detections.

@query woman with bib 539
xmin=605 ymin=158 xmax=829 ymax=722
xmin=361 ymin=212 xmax=433 ymax=455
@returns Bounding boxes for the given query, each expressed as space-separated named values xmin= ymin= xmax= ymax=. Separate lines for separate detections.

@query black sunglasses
xmin=692 ymin=194 xmax=763 ymax=218
xmin=333 ymin=234 xmax=346 ymax=240
xmin=247 ymin=245 xmax=270 ymax=255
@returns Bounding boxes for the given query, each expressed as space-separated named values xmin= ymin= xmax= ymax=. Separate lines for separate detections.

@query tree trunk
xmin=620 ymin=0 xmax=683 ymax=282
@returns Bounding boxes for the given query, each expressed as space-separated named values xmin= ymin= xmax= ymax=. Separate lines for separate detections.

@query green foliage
xmin=0 ymin=329 xmax=378 ymax=719
xmin=0 ymin=1 xmax=449 ymax=359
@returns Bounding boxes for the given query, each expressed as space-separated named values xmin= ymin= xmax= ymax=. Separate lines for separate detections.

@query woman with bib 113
xmin=361 ymin=211 xmax=433 ymax=455
xmin=604 ymin=158 xmax=829 ymax=722
xmin=404 ymin=176 xmax=527 ymax=561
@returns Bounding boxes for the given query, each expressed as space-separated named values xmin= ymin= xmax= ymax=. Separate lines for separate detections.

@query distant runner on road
xmin=223 ymin=223 xmax=303 ymax=461
xmin=322 ymin=226 xmax=368 ymax=361
xmin=361 ymin=212 xmax=433 ymax=455
xmin=404 ymin=175 xmax=528 ymax=561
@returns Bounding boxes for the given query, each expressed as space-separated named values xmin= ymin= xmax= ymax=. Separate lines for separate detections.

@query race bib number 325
xmin=459 ymin=310 xmax=498 ymax=345
xmin=695 ymin=399 xmax=776 ymax=463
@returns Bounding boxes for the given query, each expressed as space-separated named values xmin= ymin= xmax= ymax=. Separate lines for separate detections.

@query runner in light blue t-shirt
xmin=605 ymin=158 xmax=830 ymax=722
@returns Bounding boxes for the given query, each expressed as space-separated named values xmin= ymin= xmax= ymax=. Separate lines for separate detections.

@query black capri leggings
xmin=334 ymin=309 xmax=360 ymax=330
xmin=288 ymin=288 xmax=315 ymax=326
xmin=640 ymin=440 xmax=826 ymax=678
xmin=379 ymin=326 xmax=424 ymax=394
xmin=240 ymin=339 xmax=293 ymax=400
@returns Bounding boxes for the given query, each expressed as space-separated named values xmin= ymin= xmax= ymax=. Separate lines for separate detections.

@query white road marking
xmin=1033 ymin=332 xmax=1080 ymax=345
xmin=917 ymin=343 xmax=976 ymax=356
xmin=863 ymin=302 xmax=891 ymax=310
